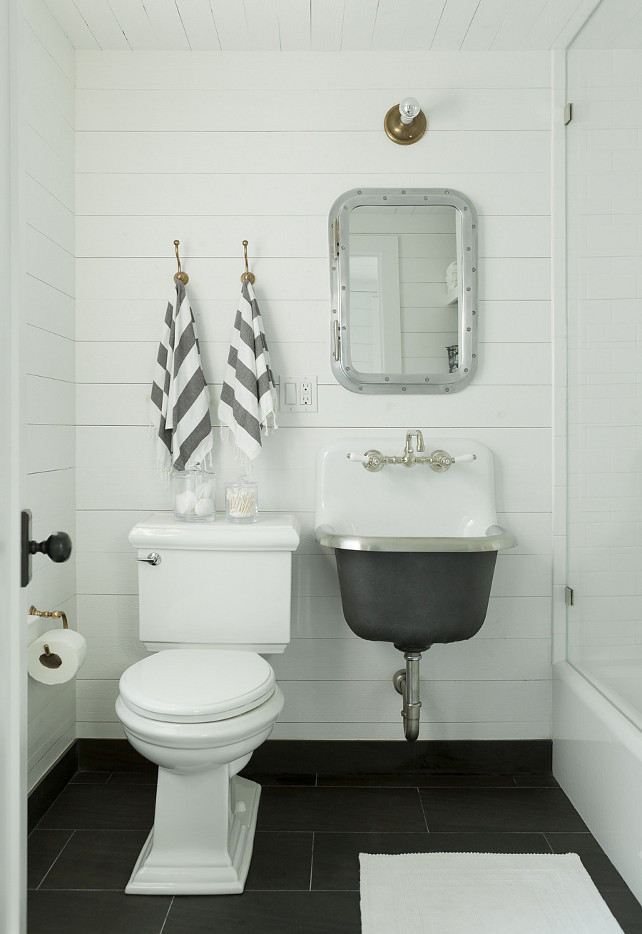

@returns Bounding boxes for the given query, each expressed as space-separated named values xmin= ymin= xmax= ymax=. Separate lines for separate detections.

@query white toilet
xmin=115 ymin=513 xmax=300 ymax=895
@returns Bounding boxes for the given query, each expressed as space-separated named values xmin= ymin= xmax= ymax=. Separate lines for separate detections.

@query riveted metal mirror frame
xmin=329 ymin=188 xmax=478 ymax=394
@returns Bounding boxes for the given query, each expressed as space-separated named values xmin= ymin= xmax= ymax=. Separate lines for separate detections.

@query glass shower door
xmin=565 ymin=45 xmax=642 ymax=729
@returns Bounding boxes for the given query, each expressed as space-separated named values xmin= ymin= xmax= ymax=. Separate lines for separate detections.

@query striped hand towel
xmin=150 ymin=279 xmax=213 ymax=472
xmin=218 ymin=280 xmax=277 ymax=460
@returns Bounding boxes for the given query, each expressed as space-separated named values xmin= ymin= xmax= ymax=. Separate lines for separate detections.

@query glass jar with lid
xmin=172 ymin=466 xmax=216 ymax=521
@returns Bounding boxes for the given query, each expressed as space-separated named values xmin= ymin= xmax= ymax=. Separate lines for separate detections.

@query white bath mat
xmin=359 ymin=852 xmax=624 ymax=933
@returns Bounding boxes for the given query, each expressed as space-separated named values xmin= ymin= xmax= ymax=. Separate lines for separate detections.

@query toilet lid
xmin=119 ymin=650 xmax=276 ymax=723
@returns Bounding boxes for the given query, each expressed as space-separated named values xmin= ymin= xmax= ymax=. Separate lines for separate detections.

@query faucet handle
xmin=427 ymin=450 xmax=477 ymax=471
xmin=347 ymin=450 xmax=386 ymax=472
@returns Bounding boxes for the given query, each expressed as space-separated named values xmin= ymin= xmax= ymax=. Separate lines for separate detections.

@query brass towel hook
xmin=173 ymin=240 xmax=189 ymax=285
xmin=240 ymin=240 xmax=256 ymax=285
xmin=29 ymin=605 xmax=68 ymax=629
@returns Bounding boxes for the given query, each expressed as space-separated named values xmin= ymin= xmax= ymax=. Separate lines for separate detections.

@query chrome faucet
xmin=347 ymin=429 xmax=476 ymax=473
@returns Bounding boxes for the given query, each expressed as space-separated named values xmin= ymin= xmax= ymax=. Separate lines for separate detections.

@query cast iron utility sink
xmin=314 ymin=435 xmax=516 ymax=653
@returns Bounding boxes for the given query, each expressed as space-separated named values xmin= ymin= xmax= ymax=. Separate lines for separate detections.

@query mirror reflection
xmin=349 ymin=205 xmax=459 ymax=375
xmin=329 ymin=188 xmax=477 ymax=395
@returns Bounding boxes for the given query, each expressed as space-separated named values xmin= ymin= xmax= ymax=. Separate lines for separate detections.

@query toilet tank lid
xmin=129 ymin=513 xmax=300 ymax=551
xmin=119 ymin=650 xmax=276 ymax=722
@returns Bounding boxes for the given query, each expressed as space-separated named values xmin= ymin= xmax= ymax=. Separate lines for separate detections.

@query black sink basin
xmin=334 ymin=548 xmax=497 ymax=652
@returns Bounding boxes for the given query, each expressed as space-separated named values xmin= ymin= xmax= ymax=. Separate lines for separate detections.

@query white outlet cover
xmin=278 ymin=375 xmax=318 ymax=413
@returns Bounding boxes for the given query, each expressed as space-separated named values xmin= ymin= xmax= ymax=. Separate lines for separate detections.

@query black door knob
xmin=29 ymin=531 xmax=72 ymax=563
xmin=21 ymin=510 xmax=73 ymax=587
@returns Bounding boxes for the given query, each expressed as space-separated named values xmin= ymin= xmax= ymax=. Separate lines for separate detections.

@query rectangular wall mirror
xmin=329 ymin=188 xmax=478 ymax=394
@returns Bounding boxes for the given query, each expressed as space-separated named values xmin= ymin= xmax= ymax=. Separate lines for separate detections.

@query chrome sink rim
xmin=314 ymin=525 xmax=517 ymax=553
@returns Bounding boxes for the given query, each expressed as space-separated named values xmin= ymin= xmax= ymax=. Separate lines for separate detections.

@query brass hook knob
xmin=240 ymin=239 xmax=256 ymax=284
xmin=174 ymin=240 xmax=189 ymax=284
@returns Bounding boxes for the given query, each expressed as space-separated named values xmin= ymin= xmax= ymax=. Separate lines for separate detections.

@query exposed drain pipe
xmin=392 ymin=651 xmax=424 ymax=742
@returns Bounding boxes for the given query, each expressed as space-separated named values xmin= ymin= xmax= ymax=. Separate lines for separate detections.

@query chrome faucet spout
xmin=404 ymin=430 xmax=425 ymax=459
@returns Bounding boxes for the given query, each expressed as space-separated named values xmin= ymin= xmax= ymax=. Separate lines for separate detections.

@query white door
xmin=0 ymin=0 xmax=26 ymax=930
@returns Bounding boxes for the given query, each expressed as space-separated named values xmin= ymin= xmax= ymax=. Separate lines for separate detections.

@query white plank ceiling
xmin=41 ymin=0 xmax=609 ymax=52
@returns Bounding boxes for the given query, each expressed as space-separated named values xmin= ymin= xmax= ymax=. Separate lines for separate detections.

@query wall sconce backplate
xmin=384 ymin=104 xmax=427 ymax=145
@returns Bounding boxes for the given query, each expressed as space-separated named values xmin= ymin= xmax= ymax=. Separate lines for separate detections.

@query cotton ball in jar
xmin=194 ymin=497 xmax=214 ymax=517
xmin=175 ymin=489 xmax=197 ymax=515
xmin=196 ymin=481 xmax=213 ymax=500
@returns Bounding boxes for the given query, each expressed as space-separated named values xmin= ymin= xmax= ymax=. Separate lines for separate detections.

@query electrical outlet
xmin=279 ymin=376 xmax=317 ymax=413
xmin=300 ymin=381 xmax=313 ymax=405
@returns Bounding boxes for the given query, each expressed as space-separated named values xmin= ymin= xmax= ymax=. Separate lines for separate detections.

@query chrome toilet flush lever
xmin=137 ymin=552 xmax=161 ymax=566
xmin=347 ymin=431 xmax=476 ymax=472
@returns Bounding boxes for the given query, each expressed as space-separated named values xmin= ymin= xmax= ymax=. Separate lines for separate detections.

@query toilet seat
xmin=119 ymin=649 xmax=275 ymax=723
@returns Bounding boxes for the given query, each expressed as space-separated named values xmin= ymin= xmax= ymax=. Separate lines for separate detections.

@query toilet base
xmin=125 ymin=774 xmax=260 ymax=895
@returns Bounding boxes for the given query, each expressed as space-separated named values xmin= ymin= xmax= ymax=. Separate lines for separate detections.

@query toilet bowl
xmin=115 ymin=514 xmax=300 ymax=896
xmin=116 ymin=649 xmax=284 ymax=894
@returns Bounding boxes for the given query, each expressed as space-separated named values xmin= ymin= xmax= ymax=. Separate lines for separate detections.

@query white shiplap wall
xmin=22 ymin=0 xmax=76 ymax=789
xmin=75 ymin=50 xmax=553 ymax=740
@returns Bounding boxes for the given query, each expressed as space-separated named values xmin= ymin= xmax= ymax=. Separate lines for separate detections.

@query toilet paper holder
xmin=29 ymin=605 xmax=69 ymax=669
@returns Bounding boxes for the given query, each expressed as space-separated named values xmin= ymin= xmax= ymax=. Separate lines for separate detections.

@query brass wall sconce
xmin=384 ymin=97 xmax=426 ymax=145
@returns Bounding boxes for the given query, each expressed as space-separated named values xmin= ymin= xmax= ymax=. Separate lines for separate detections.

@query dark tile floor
xmin=28 ymin=766 xmax=642 ymax=934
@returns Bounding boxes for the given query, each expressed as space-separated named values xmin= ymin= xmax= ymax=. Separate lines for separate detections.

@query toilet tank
xmin=129 ymin=514 xmax=300 ymax=653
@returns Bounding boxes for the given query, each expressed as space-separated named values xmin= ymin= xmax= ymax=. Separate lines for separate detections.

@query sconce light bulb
xmin=399 ymin=97 xmax=421 ymax=125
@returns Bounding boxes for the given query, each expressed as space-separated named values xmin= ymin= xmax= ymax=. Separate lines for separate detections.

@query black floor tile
xmin=245 ymin=832 xmax=313 ymax=890
xmin=412 ymin=739 xmax=552 ymax=774
xmin=312 ymin=831 xmax=551 ymax=890
xmin=242 ymin=770 xmax=317 ymax=786
xmin=37 ymin=783 xmax=156 ymax=831
xmin=316 ymin=772 xmax=517 ymax=787
xmin=163 ymin=891 xmax=361 ymax=934
xmin=27 ymin=829 xmax=74 ymax=889
xmin=26 ymin=741 xmax=642 ymax=934
xmin=38 ymin=830 xmax=150 ymax=890
xmin=69 ymin=771 xmax=111 ymax=784
xmin=28 ymin=891 xmax=171 ymax=934
xmin=248 ymin=739 xmax=553 ymax=776
xmin=313 ymin=831 xmax=429 ymax=890
xmin=28 ymin=745 xmax=79 ymax=833
xmin=546 ymin=832 xmax=631 ymax=893
xmin=250 ymin=740 xmax=415 ymax=775
xmin=420 ymin=787 xmax=589 ymax=833
xmin=107 ymin=770 xmax=158 ymax=784
xmin=601 ymin=889 xmax=642 ymax=934
xmin=257 ymin=786 xmax=427 ymax=832
xmin=513 ymin=772 xmax=560 ymax=787
xmin=77 ymin=738 xmax=154 ymax=774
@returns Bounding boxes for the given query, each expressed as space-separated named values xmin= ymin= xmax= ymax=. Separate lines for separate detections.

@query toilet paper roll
xmin=27 ymin=628 xmax=87 ymax=685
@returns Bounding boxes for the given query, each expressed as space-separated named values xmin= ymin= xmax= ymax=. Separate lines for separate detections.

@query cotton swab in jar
xmin=226 ymin=489 xmax=255 ymax=517
xmin=225 ymin=479 xmax=258 ymax=520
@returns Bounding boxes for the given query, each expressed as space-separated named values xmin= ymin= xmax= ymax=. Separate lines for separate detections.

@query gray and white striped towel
xmin=150 ymin=279 xmax=213 ymax=472
xmin=218 ymin=280 xmax=277 ymax=460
